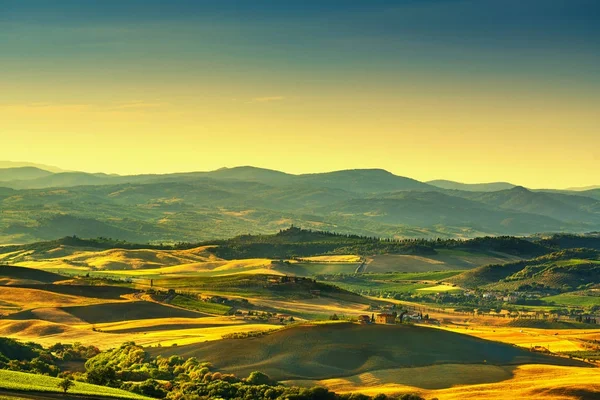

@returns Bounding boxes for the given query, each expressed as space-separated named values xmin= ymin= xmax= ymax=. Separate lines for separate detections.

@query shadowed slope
xmin=150 ymin=323 xmax=586 ymax=381
xmin=8 ymin=301 xmax=206 ymax=324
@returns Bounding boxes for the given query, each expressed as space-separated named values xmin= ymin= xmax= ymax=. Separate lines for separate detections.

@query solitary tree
xmin=58 ymin=377 xmax=74 ymax=394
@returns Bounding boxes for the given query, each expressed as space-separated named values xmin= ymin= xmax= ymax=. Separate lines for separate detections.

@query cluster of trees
xmin=82 ymin=342 xmax=425 ymax=400
xmin=1 ymin=339 xmax=425 ymax=400
xmin=0 ymin=338 xmax=99 ymax=377
xmin=201 ymin=227 xmax=562 ymax=259
xmin=5 ymin=229 xmax=597 ymax=262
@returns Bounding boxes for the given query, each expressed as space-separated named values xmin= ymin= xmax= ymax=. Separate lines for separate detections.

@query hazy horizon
xmin=3 ymin=159 xmax=599 ymax=190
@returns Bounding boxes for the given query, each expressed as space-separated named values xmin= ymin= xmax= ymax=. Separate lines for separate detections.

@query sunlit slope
xmin=301 ymin=364 xmax=600 ymax=400
xmin=0 ymin=315 xmax=282 ymax=350
xmin=2 ymin=245 xmax=218 ymax=271
xmin=150 ymin=323 xmax=585 ymax=381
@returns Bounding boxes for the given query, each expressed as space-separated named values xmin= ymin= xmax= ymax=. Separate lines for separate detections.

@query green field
xmin=353 ymin=270 xmax=465 ymax=281
xmin=541 ymin=293 xmax=600 ymax=307
xmin=170 ymin=294 xmax=232 ymax=315
xmin=0 ymin=370 xmax=150 ymax=399
xmin=365 ymin=250 xmax=522 ymax=273
xmin=318 ymin=271 xmax=465 ymax=296
xmin=279 ymin=262 xmax=361 ymax=276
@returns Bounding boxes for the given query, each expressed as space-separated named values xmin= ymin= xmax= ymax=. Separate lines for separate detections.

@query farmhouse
xmin=358 ymin=315 xmax=371 ymax=324
xmin=376 ymin=313 xmax=396 ymax=324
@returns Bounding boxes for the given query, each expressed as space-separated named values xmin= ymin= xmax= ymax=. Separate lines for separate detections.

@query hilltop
xmin=150 ymin=322 xmax=585 ymax=381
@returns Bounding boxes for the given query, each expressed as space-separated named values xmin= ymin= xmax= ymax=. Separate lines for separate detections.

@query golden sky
xmin=1 ymin=1 xmax=599 ymax=189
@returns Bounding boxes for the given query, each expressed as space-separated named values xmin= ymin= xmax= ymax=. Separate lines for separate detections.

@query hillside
xmin=453 ymin=187 xmax=600 ymax=224
xmin=427 ymin=180 xmax=516 ymax=192
xmin=150 ymin=323 xmax=584 ymax=381
xmin=0 ymin=370 xmax=151 ymax=400
xmin=0 ymin=229 xmax=553 ymax=275
xmin=0 ymin=266 xmax=64 ymax=284
xmin=1 ymin=167 xmax=599 ymax=244
xmin=0 ymin=167 xmax=53 ymax=182
xmin=451 ymin=249 xmax=600 ymax=290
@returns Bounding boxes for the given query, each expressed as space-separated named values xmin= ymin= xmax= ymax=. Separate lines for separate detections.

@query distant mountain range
xmin=0 ymin=163 xmax=599 ymax=244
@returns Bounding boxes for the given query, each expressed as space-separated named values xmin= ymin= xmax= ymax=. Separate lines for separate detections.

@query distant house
xmin=376 ymin=313 xmax=396 ymax=324
xmin=503 ymin=294 xmax=519 ymax=303
xmin=358 ymin=315 xmax=371 ymax=324
xmin=403 ymin=313 xmax=422 ymax=322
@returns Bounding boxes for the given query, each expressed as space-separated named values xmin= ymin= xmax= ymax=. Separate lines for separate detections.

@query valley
xmin=1 ymin=228 xmax=599 ymax=399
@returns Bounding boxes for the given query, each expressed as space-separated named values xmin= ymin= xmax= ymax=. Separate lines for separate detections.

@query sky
xmin=1 ymin=0 xmax=599 ymax=189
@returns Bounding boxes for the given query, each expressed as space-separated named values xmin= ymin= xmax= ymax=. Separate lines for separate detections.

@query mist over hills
xmin=0 ymin=164 xmax=599 ymax=244
xmin=427 ymin=180 xmax=516 ymax=192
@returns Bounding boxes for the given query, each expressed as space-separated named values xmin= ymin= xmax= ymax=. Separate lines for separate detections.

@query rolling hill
xmin=0 ymin=167 xmax=53 ymax=182
xmin=150 ymin=322 xmax=585 ymax=381
xmin=450 ymin=249 xmax=600 ymax=290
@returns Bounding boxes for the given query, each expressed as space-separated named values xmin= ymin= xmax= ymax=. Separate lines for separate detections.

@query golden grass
xmin=416 ymin=284 xmax=459 ymax=292
xmin=246 ymin=296 xmax=371 ymax=316
xmin=92 ymin=316 xmax=242 ymax=332
xmin=11 ymin=245 xmax=219 ymax=272
xmin=298 ymin=255 xmax=362 ymax=263
xmin=88 ymin=258 xmax=276 ymax=277
xmin=430 ymin=325 xmax=600 ymax=353
xmin=290 ymin=364 xmax=514 ymax=393
xmin=0 ymin=278 xmax=44 ymax=286
xmin=300 ymin=364 xmax=600 ymax=399
xmin=0 ymin=286 xmax=107 ymax=314
xmin=0 ymin=315 xmax=282 ymax=349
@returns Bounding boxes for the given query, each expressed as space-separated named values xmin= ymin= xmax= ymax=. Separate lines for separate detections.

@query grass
xmin=170 ymin=295 xmax=232 ymax=315
xmin=434 ymin=323 xmax=600 ymax=353
xmin=300 ymin=364 xmax=600 ymax=400
xmin=365 ymin=250 xmax=522 ymax=273
xmin=318 ymin=275 xmax=462 ymax=295
xmin=149 ymin=322 xmax=583 ymax=382
xmin=541 ymin=293 xmax=600 ymax=307
xmin=297 ymin=255 xmax=362 ymax=263
xmin=279 ymin=262 xmax=361 ymax=276
xmin=357 ymin=270 xmax=465 ymax=281
xmin=416 ymin=284 xmax=461 ymax=293
xmin=507 ymin=319 xmax=594 ymax=330
xmin=0 ymin=286 xmax=106 ymax=315
xmin=59 ymin=301 xmax=205 ymax=323
xmin=0 ymin=265 xmax=63 ymax=283
xmin=0 ymin=369 xmax=151 ymax=399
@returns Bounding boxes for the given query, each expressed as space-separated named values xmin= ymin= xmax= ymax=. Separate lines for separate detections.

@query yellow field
xmin=298 ymin=255 xmax=362 ymax=263
xmin=304 ymin=364 xmax=600 ymax=399
xmin=428 ymin=324 xmax=600 ymax=353
xmin=9 ymin=245 xmax=218 ymax=271
xmin=246 ymin=296 xmax=371 ymax=317
xmin=0 ymin=286 xmax=107 ymax=313
xmin=91 ymin=258 xmax=275 ymax=276
xmin=0 ymin=315 xmax=282 ymax=349
xmin=416 ymin=284 xmax=459 ymax=292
